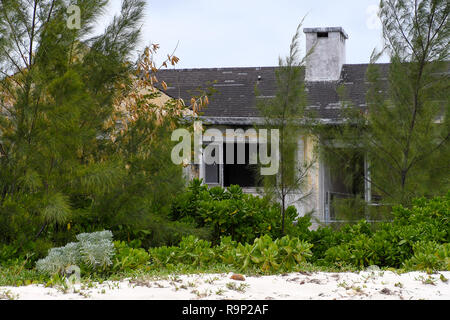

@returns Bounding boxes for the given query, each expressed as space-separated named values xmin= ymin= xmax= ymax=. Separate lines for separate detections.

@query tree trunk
xmin=281 ymin=195 xmax=286 ymax=235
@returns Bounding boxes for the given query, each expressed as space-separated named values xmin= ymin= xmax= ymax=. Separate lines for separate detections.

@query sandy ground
xmin=1 ymin=270 xmax=449 ymax=300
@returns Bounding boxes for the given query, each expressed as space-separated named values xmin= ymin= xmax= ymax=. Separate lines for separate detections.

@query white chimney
xmin=303 ymin=27 xmax=348 ymax=82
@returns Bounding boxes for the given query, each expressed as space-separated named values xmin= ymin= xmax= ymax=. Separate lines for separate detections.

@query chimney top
xmin=303 ymin=27 xmax=348 ymax=39
xmin=303 ymin=26 xmax=348 ymax=82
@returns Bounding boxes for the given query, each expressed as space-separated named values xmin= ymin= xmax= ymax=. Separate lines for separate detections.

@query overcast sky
xmin=98 ymin=0 xmax=389 ymax=68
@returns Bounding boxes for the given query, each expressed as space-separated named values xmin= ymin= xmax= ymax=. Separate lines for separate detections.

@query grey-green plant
xmin=76 ymin=231 xmax=116 ymax=270
xmin=36 ymin=231 xmax=115 ymax=275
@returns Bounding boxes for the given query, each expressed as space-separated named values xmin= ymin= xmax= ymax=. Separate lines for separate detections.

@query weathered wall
xmin=304 ymin=27 xmax=347 ymax=82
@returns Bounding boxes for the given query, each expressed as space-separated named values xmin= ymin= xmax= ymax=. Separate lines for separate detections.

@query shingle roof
xmin=157 ymin=63 xmax=391 ymax=123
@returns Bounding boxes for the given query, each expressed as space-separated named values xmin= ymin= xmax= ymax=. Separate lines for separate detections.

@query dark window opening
xmin=204 ymin=147 xmax=220 ymax=184
xmin=223 ymin=142 xmax=260 ymax=188
xmin=324 ymin=149 xmax=365 ymax=221
xmin=204 ymin=163 xmax=219 ymax=184
xmin=329 ymin=151 xmax=365 ymax=196
xmin=317 ymin=32 xmax=329 ymax=38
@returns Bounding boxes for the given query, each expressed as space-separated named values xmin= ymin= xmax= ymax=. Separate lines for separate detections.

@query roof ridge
xmin=342 ymin=63 xmax=390 ymax=66
xmin=158 ymin=64 xmax=392 ymax=72
xmin=158 ymin=66 xmax=279 ymax=72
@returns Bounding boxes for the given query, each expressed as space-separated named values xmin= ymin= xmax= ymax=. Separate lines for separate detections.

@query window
xmin=317 ymin=32 xmax=328 ymax=38
xmin=223 ymin=142 xmax=259 ymax=187
xmin=204 ymin=163 xmax=220 ymax=184
xmin=203 ymin=142 xmax=260 ymax=188
xmin=323 ymin=148 xmax=366 ymax=221
xmin=203 ymin=145 xmax=221 ymax=185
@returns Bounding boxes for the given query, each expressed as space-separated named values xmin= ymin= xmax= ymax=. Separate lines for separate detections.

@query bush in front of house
xmin=304 ymin=220 xmax=374 ymax=266
xmin=322 ymin=193 xmax=450 ymax=269
xmin=15 ymin=193 xmax=450 ymax=287
xmin=403 ymin=241 xmax=450 ymax=271
xmin=148 ymin=234 xmax=313 ymax=274
xmin=36 ymin=231 xmax=115 ymax=275
xmin=35 ymin=231 xmax=155 ymax=277
xmin=111 ymin=240 xmax=151 ymax=272
xmin=169 ymin=179 xmax=307 ymax=244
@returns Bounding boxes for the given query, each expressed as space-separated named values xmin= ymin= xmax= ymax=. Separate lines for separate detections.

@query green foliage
xmin=148 ymin=234 xmax=312 ymax=274
xmin=0 ymin=261 xmax=49 ymax=287
xmin=250 ymin=235 xmax=312 ymax=273
xmin=0 ymin=0 xmax=199 ymax=251
xmin=0 ymin=243 xmax=20 ymax=265
xmin=0 ymin=196 xmax=39 ymax=245
xmin=331 ymin=197 xmax=367 ymax=221
xmin=297 ymin=219 xmax=374 ymax=265
xmin=76 ymin=231 xmax=116 ymax=270
xmin=304 ymin=226 xmax=339 ymax=264
xmin=170 ymin=179 xmax=304 ymax=244
xmin=325 ymin=234 xmax=377 ymax=268
xmin=0 ymin=0 xmax=145 ymax=243
xmin=322 ymin=194 xmax=450 ymax=269
xmin=404 ymin=241 xmax=450 ymax=271
xmin=112 ymin=240 xmax=150 ymax=272
xmin=148 ymin=235 xmax=215 ymax=269
xmin=1 ymin=195 xmax=448 ymax=285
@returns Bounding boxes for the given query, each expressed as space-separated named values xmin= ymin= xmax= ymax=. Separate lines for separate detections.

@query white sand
xmin=1 ymin=271 xmax=449 ymax=300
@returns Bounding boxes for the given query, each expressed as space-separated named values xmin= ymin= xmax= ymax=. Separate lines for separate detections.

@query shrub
xmin=148 ymin=234 xmax=313 ymax=274
xmin=36 ymin=230 xmax=115 ymax=275
xmin=112 ymin=240 xmax=150 ymax=272
xmin=0 ymin=197 xmax=37 ymax=245
xmin=303 ymin=220 xmax=373 ymax=265
xmin=148 ymin=235 xmax=215 ymax=268
xmin=148 ymin=246 xmax=181 ymax=268
xmin=403 ymin=241 xmax=450 ymax=271
xmin=249 ymin=235 xmax=313 ymax=273
xmin=0 ymin=244 xmax=20 ymax=265
xmin=324 ymin=234 xmax=378 ymax=268
xmin=76 ymin=231 xmax=116 ymax=270
xmin=170 ymin=179 xmax=303 ymax=243
xmin=177 ymin=235 xmax=216 ymax=267
xmin=322 ymin=194 xmax=450 ymax=269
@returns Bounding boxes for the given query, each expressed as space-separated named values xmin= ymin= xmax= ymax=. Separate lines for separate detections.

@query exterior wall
xmin=303 ymin=135 xmax=322 ymax=228
xmin=243 ymin=134 xmax=322 ymax=229
xmin=114 ymin=86 xmax=172 ymax=113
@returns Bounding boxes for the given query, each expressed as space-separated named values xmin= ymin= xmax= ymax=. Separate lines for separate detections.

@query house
xmin=157 ymin=27 xmax=390 ymax=226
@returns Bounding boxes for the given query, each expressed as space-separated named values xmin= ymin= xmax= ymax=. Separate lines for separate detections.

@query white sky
xmin=96 ymin=0 xmax=389 ymax=68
